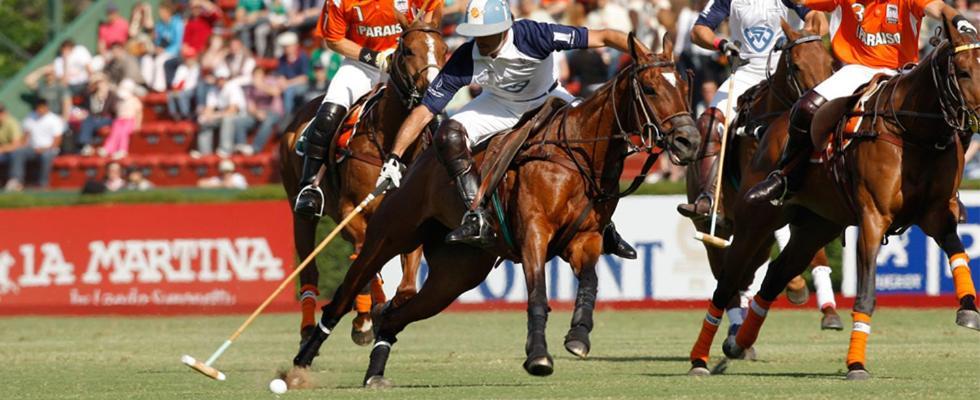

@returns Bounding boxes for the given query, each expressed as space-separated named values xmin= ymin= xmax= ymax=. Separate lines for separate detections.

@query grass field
xmin=3 ymin=309 xmax=979 ymax=399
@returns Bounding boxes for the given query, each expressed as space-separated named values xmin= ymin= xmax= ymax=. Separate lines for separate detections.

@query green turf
xmin=2 ymin=309 xmax=979 ymax=399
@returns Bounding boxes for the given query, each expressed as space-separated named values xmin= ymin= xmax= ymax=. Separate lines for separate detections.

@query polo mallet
xmin=694 ymin=44 xmax=742 ymax=249
xmin=182 ymin=181 xmax=392 ymax=381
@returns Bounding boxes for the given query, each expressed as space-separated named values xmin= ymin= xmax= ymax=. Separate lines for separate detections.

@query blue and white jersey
xmin=422 ymin=19 xmax=589 ymax=114
xmin=696 ymin=0 xmax=811 ymax=64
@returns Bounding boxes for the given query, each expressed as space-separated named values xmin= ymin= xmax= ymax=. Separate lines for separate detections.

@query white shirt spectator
xmin=22 ymin=111 xmax=65 ymax=149
xmin=53 ymin=45 xmax=93 ymax=86
xmin=206 ymin=83 xmax=247 ymax=114
xmin=585 ymin=0 xmax=631 ymax=31
xmin=172 ymin=64 xmax=201 ymax=91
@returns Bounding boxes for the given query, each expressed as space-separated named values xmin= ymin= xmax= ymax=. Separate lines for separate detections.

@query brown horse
xmin=688 ymin=19 xmax=980 ymax=379
xmin=291 ymin=36 xmax=701 ymax=387
xmin=682 ymin=22 xmax=841 ymax=339
xmin=279 ymin=17 xmax=447 ymax=347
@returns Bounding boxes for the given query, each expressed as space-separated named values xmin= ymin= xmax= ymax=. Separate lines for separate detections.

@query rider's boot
xmin=602 ymin=222 xmax=637 ymax=259
xmin=678 ymin=108 xmax=725 ymax=220
xmin=435 ymin=120 xmax=496 ymax=248
xmin=294 ymin=102 xmax=347 ymax=219
xmin=745 ymin=91 xmax=826 ymax=205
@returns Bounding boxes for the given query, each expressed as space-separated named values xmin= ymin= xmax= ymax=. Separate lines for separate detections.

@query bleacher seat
xmin=51 ymin=155 xmax=86 ymax=188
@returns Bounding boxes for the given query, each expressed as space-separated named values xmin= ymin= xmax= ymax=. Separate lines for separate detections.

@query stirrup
xmin=295 ymin=184 xmax=325 ymax=218
xmin=765 ymin=171 xmax=789 ymax=207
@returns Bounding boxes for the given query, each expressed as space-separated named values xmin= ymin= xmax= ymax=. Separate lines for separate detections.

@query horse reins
xmin=765 ymin=34 xmax=823 ymax=108
xmin=388 ymin=27 xmax=443 ymax=109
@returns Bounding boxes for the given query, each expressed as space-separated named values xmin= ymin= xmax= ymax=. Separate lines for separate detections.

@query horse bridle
xmin=610 ymin=59 xmax=695 ymax=159
xmin=765 ymin=34 xmax=823 ymax=107
xmin=931 ymin=39 xmax=980 ymax=134
xmin=388 ymin=26 xmax=443 ymax=108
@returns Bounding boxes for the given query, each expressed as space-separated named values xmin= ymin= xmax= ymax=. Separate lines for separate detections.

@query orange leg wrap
xmin=846 ymin=312 xmax=872 ymax=367
xmin=355 ymin=293 xmax=372 ymax=314
xmin=735 ymin=295 xmax=773 ymax=349
xmin=370 ymin=277 xmax=386 ymax=305
xmin=690 ymin=303 xmax=724 ymax=363
xmin=950 ymin=253 xmax=977 ymax=301
xmin=349 ymin=253 xmax=359 ymax=261
xmin=300 ymin=284 xmax=319 ymax=329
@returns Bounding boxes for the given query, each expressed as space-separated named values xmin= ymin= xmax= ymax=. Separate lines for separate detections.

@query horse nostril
xmin=673 ymin=136 xmax=692 ymax=151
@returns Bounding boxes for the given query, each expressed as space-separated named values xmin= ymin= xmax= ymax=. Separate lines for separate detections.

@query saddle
xmin=331 ymin=85 xmax=386 ymax=164
xmin=732 ymin=81 xmax=772 ymax=139
xmin=472 ymin=97 xmax=570 ymax=210
xmin=810 ymin=73 xmax=898 ymax=164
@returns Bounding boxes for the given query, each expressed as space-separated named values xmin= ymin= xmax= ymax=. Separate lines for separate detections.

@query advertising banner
xmin=0 ymin=201 xmax=294 ymax=315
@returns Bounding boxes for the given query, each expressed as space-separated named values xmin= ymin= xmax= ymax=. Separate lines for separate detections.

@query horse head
xmin=624 ymin=33 xmax=700 ymax=165
xmin=390 ymin=7 xmax=448 ymax=107
xmin=939 ymin=14 xmax=980 ymax=132
xmin=778 ymin=20 xmax=834 ymax=95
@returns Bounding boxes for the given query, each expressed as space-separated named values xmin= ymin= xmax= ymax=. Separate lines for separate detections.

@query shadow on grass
xmin=640 ymin=371 xmax=842 ymax=379
xmin=586 ymin=356 xmax=690 ymax=363
xmin=330 ymin=382 xmax=546 ymax=390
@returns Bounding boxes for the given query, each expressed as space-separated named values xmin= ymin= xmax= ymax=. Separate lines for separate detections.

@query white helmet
xmin=456 ymin=0 xmax=513 ymax=37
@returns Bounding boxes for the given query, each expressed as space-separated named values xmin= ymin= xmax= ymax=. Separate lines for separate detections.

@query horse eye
xmin=642 ymin=86 xmax=656 ymax=95
xmin=957 ymin=70 xmax=971 ymax=79
xmin=403 ymin=48 xmax=414 ymax=57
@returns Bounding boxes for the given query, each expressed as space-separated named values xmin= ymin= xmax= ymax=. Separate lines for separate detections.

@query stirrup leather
xmin=296 ymin=184 xmax=325 ymax=218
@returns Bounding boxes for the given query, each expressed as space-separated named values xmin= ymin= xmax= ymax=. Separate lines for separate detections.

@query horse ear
xmin=395 ymin=9 xmax=410 ymax=30
xmin=780 ymin=19 xmax=799 ymax=41
xmin=662 ymin=32 xmax=674 ymax=61
xmin=628 ymin=31 xmax=639 ymax=61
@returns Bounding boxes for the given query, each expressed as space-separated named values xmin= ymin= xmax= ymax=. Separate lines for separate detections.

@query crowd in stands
xmin=7 ymin=0 xmax=980 ymax=193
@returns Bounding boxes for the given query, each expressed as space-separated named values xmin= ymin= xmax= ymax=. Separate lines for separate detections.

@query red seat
xmin=141 ymin=92 xmax=168 ymax=106
xmin=158 ymin=154 xmax=195 ymax=186
xmin=189 ymin=154 xmax=221 ymax=180
xmin=50 ymin=155 xmax=87 ymax=188
xmin=233 ymin=153 xmax=278 ymax=184
xmin=256 ymin=57 xmax=279 ymax=71
xmin=129 ymin=124 xmax=168 ymax=155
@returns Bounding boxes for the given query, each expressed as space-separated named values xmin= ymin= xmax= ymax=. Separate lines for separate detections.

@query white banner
xmin=378 ymin=195 xmax=769 ymax=302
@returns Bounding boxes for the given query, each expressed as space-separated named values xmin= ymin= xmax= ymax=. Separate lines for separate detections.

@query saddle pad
xmin=335 ymin=86 xmax=385 ymax=162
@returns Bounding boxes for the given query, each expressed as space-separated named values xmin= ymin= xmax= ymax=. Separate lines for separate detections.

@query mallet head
xmin=694 ymin=232 xmax=731 ymax=249
xmin=181 ymin=355 xmax=226 ymax=381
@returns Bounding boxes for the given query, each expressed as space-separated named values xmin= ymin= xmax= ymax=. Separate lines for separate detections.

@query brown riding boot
xmin=678 ymin=109 xmax=725 ymax=220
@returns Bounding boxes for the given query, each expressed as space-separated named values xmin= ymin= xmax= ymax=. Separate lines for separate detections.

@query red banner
xmin=0 ymin=201 xmax=295 ymax=315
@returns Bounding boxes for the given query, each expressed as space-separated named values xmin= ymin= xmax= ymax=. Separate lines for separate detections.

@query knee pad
xmin=433 ymin=120 xmax=473 ymax=177
xmin=788 ymin=91 xmax=826 ymax=135
xmin=697 ymin=108 xmax=726 ymax=154
xmin=308 ymin=102 xmax=348 ymax=147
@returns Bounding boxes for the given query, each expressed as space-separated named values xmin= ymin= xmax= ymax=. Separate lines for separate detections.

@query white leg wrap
xmin=749 ymin=300 xmax=769 ymax=318
xmin=852 ymin=321 xmax=871 ymax=334
xmin=726 ymin=307 xmax=745 ymax=326
xmin=812 ymin=265 xmax=836 ymax=309
xmin=317 ymin=321 xmax=332 ymax=335
xmin=373 ymin=340 xmax=392 ymax=349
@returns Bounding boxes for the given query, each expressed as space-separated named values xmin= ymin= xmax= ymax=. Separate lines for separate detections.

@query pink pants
xmin=102 ymin=118 xmax=135 ymax=155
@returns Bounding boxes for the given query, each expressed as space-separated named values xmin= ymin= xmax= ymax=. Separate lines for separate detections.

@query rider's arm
xmin=803 ymin=11 xmax=829 ymax=36
xmin=587 ymin=29 xmax=651 ymax=55
xmin=319 ymin=0 xmax=380 ymax=64
xmin=390 ymin=41 xmax=475 ymax=158
xmin=923 ymin=0 xmax=970 ymax=23
xmin=690 ymin=0 xmax=727 ymax=51
xmin=325 ymin=38 xmax=365 ymax=61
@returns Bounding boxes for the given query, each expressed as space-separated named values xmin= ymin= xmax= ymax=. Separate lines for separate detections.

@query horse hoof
xmin=564 ymin=340 xmax=590 ymax=359
xmin=523 ymin=355 xmax=554 ymax=376
xmin=955 ymin=309 xmax=980 ymax=331
xmin=722 ymin=336 xmax=745 ymax=359
xmin=846 ymin=369 xmax=871 ymax=381
xmin=821 ymin=313 xmax=844 ymax=331
xmin=364 ymin=375 xmax=392 ymax=389
xmin=786 ymin=285 xmax=809 ymax=305
xmin=688 ymin=367 xmax=710 ymax=376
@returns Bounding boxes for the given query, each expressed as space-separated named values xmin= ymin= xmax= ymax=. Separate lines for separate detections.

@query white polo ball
xmin=269 ymin=378 xmax=288 ymax=394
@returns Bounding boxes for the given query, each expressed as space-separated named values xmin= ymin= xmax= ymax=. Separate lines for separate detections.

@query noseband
xmin=610 ymin=60 xmax=694 ymax=155
xmin=389 ymin=27 xmax=443 ymax=108
xmin=765 ymin=34 xmax=823 ymax=106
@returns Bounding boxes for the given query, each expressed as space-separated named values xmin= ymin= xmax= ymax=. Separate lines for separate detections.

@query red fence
xmin=0 ymin=201 xmax=295 ymax=315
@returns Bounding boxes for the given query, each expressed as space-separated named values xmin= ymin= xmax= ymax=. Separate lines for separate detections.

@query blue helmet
xmin=456 ymin=0 xmax=513 ymax=37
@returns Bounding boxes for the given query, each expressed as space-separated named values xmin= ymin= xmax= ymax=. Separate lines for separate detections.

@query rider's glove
xmin=359 ymin=48 xmax=396 ymax=72
xmin=715 ymin=38 xmax=741 ymax=60
xmin=953 ymin=15 xmax=978 ymax=34
xmin=376 ymin=153 xmax=407 ymax=188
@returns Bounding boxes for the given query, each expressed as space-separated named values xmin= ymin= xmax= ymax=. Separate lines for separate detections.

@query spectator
xmin=167 ymin=47 xmax=203 ymax=120
xmin=53 ymin=40 xmax=93 ymax=95
xmin=126 ymin=167 xmax=154 ymax=191
xmin=145 ymin=2 xmax=185 ymax=92
xmin=201 ymin=35 xmax=228 ymax=73
xmin=286 ymin=0 xmax=325 ymax=35
xmin=235 ymin=0 xmax=269 ymax=57
xmin=276 ymin=31 xmax=309 ymax=120
xmin=99 ymin=80 xmax=143 ymax=159
xmin=585 ymin=0 xmax=631 ymax=31
xmin=198 ymin=158 xmax=249 ymax=189
xmin=129 ymin=2 xmax=156 ymax=41
xmin=696 ymin=80 xmax=718 ymax=116
xmin=628 ymin=0 xmax=672 ymax=52
xmin=23 ymin=66 xmax=71 ymax=120
xmin=5 ymin=100 xmax=65 ymax=191
xmin=567 ymin=47 xmax=609 ymax=97
xmin=304 ymin=60 xmax=330 ymax=103
xmin=0 ymin=104 xmax=24 ymax=168
xmin=77 ymin=75 xmax=116 ymax=156
xmin=239 ymin=67 xmax=284 ymax=155
xmin=263 ymin=0 xmax=293 ymax=56
xmin=517 ymin=0 xmax=556 ymax=23
xmin=194 ymin=66 xmax=248 ymax=158
xmin=98 ymin=2 xmax=130 ymax=54
xmin=226 ymin=37 xmax=257 ymax=87
xmin=183 ymin=0 xmax=221 ymax=55
xmin=104 ymin=161 xmax=127 ymax=192
xmin=105 ymin=42 xmax=146 ymax=86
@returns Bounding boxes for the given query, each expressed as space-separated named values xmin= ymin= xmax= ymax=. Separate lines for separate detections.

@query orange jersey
xmin=316 ymin=0 xmax=442 ymax=52
xmin=804 ymin=0 xmax=932 ymax=69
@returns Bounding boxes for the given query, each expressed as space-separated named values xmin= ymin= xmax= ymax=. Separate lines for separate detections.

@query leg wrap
xmin=526 ymin=304 xmax=550 ymax=355
xmin=571 ymin=270 xmax=598 ymax=332
xmin=355 ymin=293 xmax=373 ymax=314
xmin=735 ymin=295 xmax=772 ymax=350
xmin=812 ymin=266 xmax=837 ymax=310
xmin=846 ymin=312 xmax=872 ymax=368
xmin=690 ymin=302 xmax=724 ymax=364
xmin=300 ymin=284 xmax=319 ymax=329
xmin=950 ymin=253 xmax=977 ymax=301
xmin=364 ymin=340 xmax=393 ymax=384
